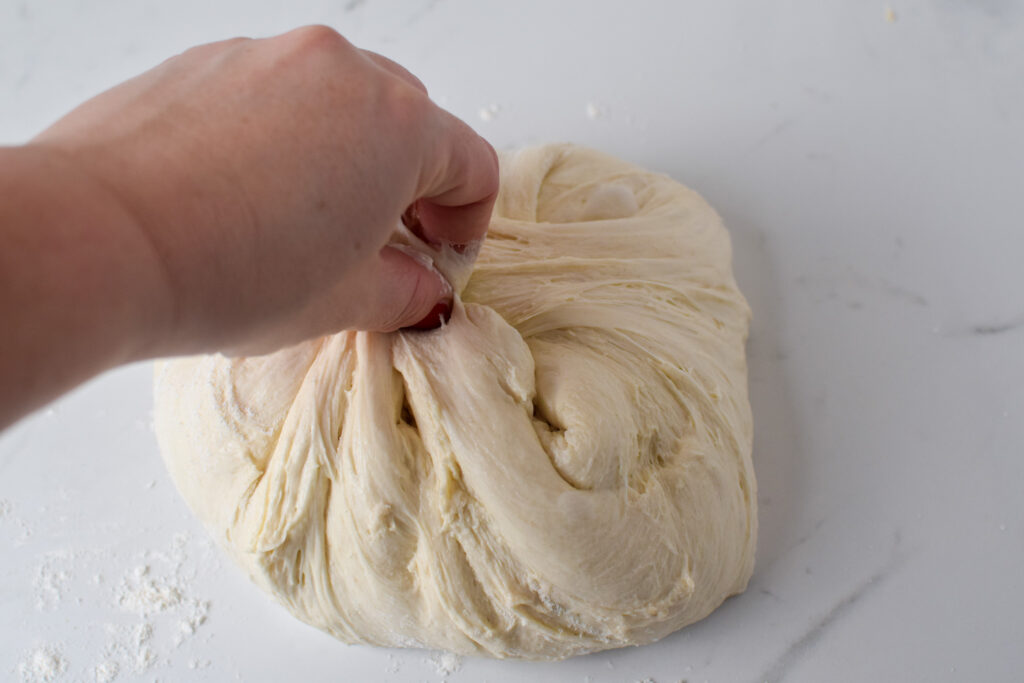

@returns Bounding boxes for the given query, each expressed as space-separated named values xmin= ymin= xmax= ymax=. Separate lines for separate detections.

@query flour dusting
xmin=477 ymin=103 xmax=500 ymax=122
xmin=16 ymin=532 xmax=214 ymax=682
xmin=33 ymin=550 xmax=74 ymax=610
xmin=117 ymin=564 xmax=183 ymax=615
xmin=427 ymin=651 xmax=462 ymax=677
xmin=98 ymin=532 xmax=212 ymax=678
xmin=17 ymin=644 xmax=67 ymax=683
xmin=94 ymin=659 xmax=119 ymax=683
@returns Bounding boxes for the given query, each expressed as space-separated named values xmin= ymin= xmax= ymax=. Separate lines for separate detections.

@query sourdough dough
xmin=154 ymin=144 xmax=756 ymax=660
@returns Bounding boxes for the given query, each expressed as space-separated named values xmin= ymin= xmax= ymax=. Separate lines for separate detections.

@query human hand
xmin=34 ymin=25 xmax=498 ymax=356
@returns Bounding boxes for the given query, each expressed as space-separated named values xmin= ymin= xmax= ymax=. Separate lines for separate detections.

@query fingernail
xmin=402 ymin=202 xmax=436 ymax=247
xmin=402 ymin=203 xmax=423 ymax=234
xmin=401 ymin=202 xmax=419 ymax=229
xmin=405 ymin=299 xmax=452 ymax=331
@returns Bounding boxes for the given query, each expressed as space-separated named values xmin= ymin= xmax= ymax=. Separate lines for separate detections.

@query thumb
xmin=353 ymin=246 xmax=452 ymax=332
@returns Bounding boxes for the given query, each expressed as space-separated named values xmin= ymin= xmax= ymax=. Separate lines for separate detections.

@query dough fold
xmin=154 ymin=144 xmax=756 ymax=660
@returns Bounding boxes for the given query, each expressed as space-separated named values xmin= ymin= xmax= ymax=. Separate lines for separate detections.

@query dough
xmin=154 ymin=144 xmax=756 ymax=660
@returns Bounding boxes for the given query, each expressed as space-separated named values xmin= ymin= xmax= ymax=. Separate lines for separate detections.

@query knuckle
xmin=382 ymin=81 xmax=431 ymax=136
xmin=280 ymin=24 xmax=351 ymax=60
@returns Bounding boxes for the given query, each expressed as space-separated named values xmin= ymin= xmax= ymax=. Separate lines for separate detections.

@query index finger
xmin=412 ymin=108 xmax=499 ymax=248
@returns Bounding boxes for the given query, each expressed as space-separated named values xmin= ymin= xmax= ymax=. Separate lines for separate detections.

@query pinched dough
xmin=154 ymin=144 xmax=756 ymax=660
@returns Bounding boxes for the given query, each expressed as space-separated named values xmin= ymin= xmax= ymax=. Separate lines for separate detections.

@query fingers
xmin=346 ymin=246 xmax=451 ymax=332
xmin=224 ymin=245 xmax=450 ymax=354
xmin=365 ymin=49 xmax=497 ymax=248
xmin=412 ymin=110 xmax=500 ymax=247
xmin=285 ymin=33 xmax=495 ymax=250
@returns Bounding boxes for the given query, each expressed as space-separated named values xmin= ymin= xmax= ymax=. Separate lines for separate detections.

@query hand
xmin=35 ymin=25 xmax=498 ymax=355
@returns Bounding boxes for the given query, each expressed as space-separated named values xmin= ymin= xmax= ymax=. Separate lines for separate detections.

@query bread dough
xmin=154 ymin=144 xmax=756 ymax=660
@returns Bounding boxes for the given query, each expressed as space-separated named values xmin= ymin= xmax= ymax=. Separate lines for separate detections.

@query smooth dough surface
xmin=154 ymin=144 xmax=756 ymax=660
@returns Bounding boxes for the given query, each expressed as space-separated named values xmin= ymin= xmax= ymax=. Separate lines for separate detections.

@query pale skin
xmin=0 ymin=26 xmax=499 ymax=429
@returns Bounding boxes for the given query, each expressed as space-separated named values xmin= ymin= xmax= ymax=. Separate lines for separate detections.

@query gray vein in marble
xmin=790 ymin=517 xmax=826 ymax=553
xmin=877 ymin=277 xmax=929 ymax=307
xmin=801 ymin=85 xmax=834 ymax=104
xmin=970 ymin=314 xmax=1024 ymax=336
xmin=405 ymin=0 xmax=444 ymax=26
xmin=934 ymin=0 xmax=1019 ymax=20
xmin=741 ymin=118 xmax=796 ymax=157
xmin=344 ymin=0 xmax=367 ymax=11
xmin=756 ymin=536 xmax=906 ymax=683
xmin=794 ymin=270 xmax=929 ymax=309
xmin=944 ymin=312 xmax=1024 ymax=338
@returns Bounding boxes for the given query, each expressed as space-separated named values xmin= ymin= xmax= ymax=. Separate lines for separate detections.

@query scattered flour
xmin=0 ymin=498 xmax=11 ymax=519
xmin=427 ymin=651 xmax=462 ymax=677
xmin=17 ymin=533 xmax=213 ymax=682
xmin=585 ymin=102 xmax=603 ymax=120
xmin=97 ymin=533 xmax=212 ymax=678
xmin=94 ymin=659 xmax=119 ymax=683
xmin=33 ymin=550 xmax=75 ymax=611
xmin=884 ymin=6 xmax=897 ymax=23
xmin=15 ymin=515 xmax=34 ymax=544
xmin=17 ymin=644 xmax=67 ymax=683
xmin=117 ymin=564 xmax=183 ymax=615
xmin=477 ymin=103 xmax=500 ymax=122
xmin=384 ymin=654 xmax=401 ymax=674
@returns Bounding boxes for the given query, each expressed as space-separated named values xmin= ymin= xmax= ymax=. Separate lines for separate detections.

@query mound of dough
xmin=154 ymin=144 xmax=756 ymax=660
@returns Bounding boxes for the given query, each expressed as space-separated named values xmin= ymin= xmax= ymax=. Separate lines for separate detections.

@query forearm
xmin=0 ymin=28 xmax=497 ymax=429
xmin=0 ymin=145 xmax=169 ymax=428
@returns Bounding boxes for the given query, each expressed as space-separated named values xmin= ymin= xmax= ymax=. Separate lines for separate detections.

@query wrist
xmin=18 ymin=143 xmax=176 ymax=363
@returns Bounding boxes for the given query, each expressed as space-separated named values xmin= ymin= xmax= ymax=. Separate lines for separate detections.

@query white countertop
xmin=2 ymin=1 xmax=1022 ymax=682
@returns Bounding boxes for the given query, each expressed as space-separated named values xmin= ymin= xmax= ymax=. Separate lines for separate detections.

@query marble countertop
xmin=2 ymin=1 xmax=1022 ymax=681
